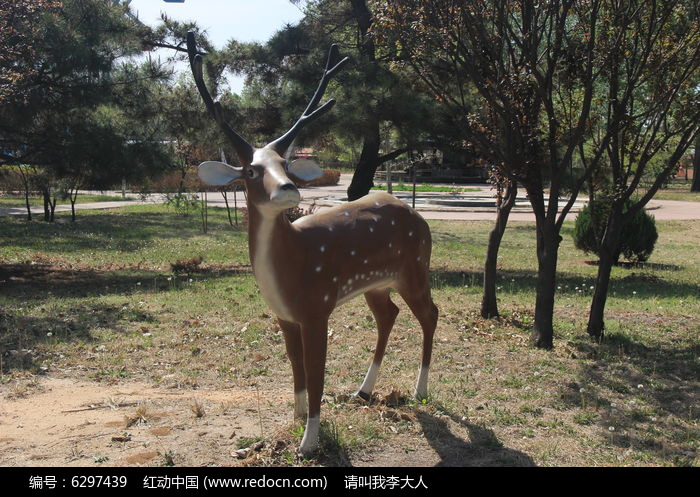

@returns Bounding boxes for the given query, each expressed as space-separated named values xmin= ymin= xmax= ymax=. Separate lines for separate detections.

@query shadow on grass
xmin=560 ymin=332 xmax=699 ymax=463
xmin=429 ymin=268 xmax=700 ymax=300
xmin=0 ymin=209 xmax=245 ymax=256
xmin=0 ymin=262 xmax=252 ymax=373
xmin=415 ymin=410 xmax=536 ymax=467
xmin=584 ymin=260 xmax=683 ymax=271
xmin=0 ymin=263 xmax=251 ymax=302
xmin=0 ymin=301 xmax=157 ymax=373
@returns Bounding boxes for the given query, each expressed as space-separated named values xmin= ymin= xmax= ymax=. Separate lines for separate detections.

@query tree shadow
xmin=0 ymin=262 xmax=251 ymax=302
xmin=559 ymin=333 xmax=699 ymax=462
xmin=584 ymin=260 xmax=683 ymax=271
xmin=0 ymin=262 xmax=252 ymax=373
xmin=0 ymin=210 xmax=246 ymax=256
xmin=414 ymin=409 xmax=536 ymax=467
xmin=0 ymin=301 xmax=157 ymax=373
xmin=429 ymin=268 xmax=700 ymax=300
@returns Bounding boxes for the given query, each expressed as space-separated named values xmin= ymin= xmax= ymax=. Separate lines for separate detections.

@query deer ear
xmin=198 ymin=161 xmax=243 ymax=185
xmin=287 ymin=159 xmax=323 ymax=182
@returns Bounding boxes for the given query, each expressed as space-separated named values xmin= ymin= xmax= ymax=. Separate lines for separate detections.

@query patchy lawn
xmin=0 ymin=205 xmax=698 ymax=466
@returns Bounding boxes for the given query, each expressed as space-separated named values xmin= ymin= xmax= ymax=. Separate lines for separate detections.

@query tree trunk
xmin=70 ymin=188 xmax=78 ymax=222
xmin=23 ymin=186 xmax=32 ymax=222
xmin=691 ymin=134 xmax=700 ymax=192
xmin=531 ymin=224 xmax=561 ymax=349
xmin=42 ymin=189 xmax=51 ymax=222
xmin=49 ymin=195 xmax=56 ymax=222
xmin=222 ymin=190 xmax=234 ymax=226
xmin=25 ymin=194 xmax=32 ymax=221
xmin=587 ymin=212 xmax=623 ymax=341
xmin=481 ymin=180 xmax=517 ymax=318
xmin=347 ymin=123 xmax=381 ymax=201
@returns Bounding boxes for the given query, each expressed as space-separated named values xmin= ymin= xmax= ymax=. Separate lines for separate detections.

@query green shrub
xmin=573 ymin=197 xmax=657 ymax=263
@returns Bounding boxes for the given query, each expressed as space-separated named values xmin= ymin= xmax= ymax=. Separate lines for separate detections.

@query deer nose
xmin=279 ymin=183 xmax=296 ymax=191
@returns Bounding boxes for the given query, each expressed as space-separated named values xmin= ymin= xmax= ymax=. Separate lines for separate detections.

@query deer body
xmin=250 ymin=191 xmax=432 ymax=322
xmin=186 ymin=33 xmax=437 ymax=456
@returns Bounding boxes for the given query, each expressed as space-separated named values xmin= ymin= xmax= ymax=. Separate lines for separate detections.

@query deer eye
xmin=247 ymin=168 xmax=258 ymax=179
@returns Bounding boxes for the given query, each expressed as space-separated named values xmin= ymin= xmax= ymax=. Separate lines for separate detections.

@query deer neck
xmin=246 ymin=203 xmax=298 ymax=322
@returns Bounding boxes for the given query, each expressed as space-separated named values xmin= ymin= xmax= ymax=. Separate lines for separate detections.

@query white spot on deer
xmin=347 ymin=279 xmax=353 ymax=285
xmin=350 ymin=249 xmax=356 ymax=256
xmin=320 ymin=245 xmax=326 ymax=252
xmin=328 ymin=226 xmax=334 ymax=232
xmin=374 ymin=201 xmax=380 ymax=207
xmin=391 ymin=220 xmax=396 ymax=226
xmin=343 ymin=211 xmax=350 ymax=217
xmin=324 ymin=294 xmax=329 ymax=302
xmin=332 ymin=276 xmax=338 ymax=282
xmin=409 ymin=231 xmax=413 ymax=237
xmin=315 ymin=266 xmax=322 ymax=273
xmin=369 ymin=227 xmax=374 ymax=233
xmin=389 ymin=242 xmax=392 ymax=248
xmin=363 ymin=259 xmax=368 ymax=264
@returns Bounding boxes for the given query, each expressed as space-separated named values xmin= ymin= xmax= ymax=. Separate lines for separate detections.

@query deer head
xmin=187 ymin=32 xmax=348 ymax=215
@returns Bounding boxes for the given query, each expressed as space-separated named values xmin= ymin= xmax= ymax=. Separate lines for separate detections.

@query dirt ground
xmin=0 ymin=375 xmax=473 ymax=468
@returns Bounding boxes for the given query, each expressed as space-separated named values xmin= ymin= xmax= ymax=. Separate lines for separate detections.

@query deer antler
xmin=186 ymin=32 xmax=255 ymax=166
xmin=267 ymin=44 xmax=350 ymax=156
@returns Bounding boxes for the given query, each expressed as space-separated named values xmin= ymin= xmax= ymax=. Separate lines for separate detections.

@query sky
xmin=128 ymin=0 xmax=306 ymax=92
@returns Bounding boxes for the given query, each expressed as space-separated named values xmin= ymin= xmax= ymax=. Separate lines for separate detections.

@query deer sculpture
xmin=187 ymin=32 xmax=438 ymax=456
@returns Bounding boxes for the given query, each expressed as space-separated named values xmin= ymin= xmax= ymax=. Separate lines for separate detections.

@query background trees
xmin=2 ymin=0 xmax=697 ymax=350
xmin=0 ymin=0 xmax=173 ymax=220
xmin=374 ymin=0 xmax=605 ymax=348
xmin=581 ymin=0 xmax=700 ymax=339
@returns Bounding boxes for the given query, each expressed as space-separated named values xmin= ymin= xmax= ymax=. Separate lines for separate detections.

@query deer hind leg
xmin=398 ymin=282 xmax=438 ymax=401
xmin=299 ymin=319 xmax=329 ymax=456
xmin=356 ymin=288 xmax=400 ymax=401
xmin=279 ymin=319 xmax=307 ymax=419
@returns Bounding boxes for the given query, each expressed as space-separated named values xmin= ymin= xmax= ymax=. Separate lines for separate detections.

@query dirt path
xmin=0 ymin=375 xmax=509 ymax=467
xmin=1 ymin=376 xmax=471 ymax=467
xmin=0 ymin=376 xmax=291 ymax=467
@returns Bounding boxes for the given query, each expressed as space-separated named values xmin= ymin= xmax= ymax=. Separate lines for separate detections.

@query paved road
xmin=2 ymin=174 xmax=699 ymax=221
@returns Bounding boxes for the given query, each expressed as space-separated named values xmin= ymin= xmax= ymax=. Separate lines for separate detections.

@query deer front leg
xmin=356 ymin=289 xmax=399 ymax=400
xmin=299 ymin=319 xmax=328 ymax=457
xmin=280 ymin=319 xmax=307 ymax=419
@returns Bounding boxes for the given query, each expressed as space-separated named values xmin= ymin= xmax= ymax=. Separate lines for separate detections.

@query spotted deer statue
xmin=187 ymin=32 xmax=438 ymax=456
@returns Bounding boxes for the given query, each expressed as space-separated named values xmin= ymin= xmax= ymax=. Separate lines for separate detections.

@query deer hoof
xmin=299 ymin=416 xmax=320 ymax=457
xmin=354 ymin=390 xmax=372 ymax=402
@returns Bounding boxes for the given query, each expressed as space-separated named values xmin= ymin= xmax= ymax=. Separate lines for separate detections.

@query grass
xmin=0 ymin=193 xmax=135 ymax=209
xmin=642 ymin=182 xmax=700 ymax=202
xmin=0 ymin=203 xmax=698 ymax=466
xmin=371 ymin=184 xmax=482 ymax=193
